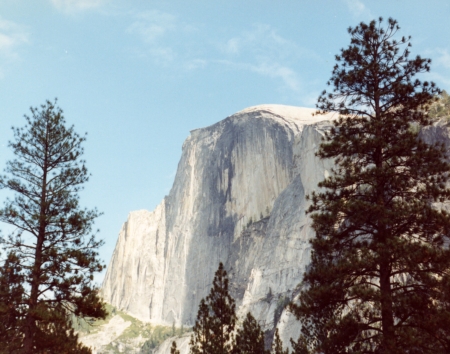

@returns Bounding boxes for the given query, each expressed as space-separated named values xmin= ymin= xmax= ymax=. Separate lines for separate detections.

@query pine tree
xmin=232 ymin=312 xmax=267 ymax=354
xmin=190 ymin=299 xmax=211 ymax=354
xmin=291 ymin=18 xmax=450 ymax=353
xmin=171 ymin=341 xmax=180 ymax=354
xmin=271 ymin=329 xmax=288 ymax=354
xmin=0 ymin=100 xmax=106 ymax=353
xmin=190 ymin=262 xmax=236 ymax=354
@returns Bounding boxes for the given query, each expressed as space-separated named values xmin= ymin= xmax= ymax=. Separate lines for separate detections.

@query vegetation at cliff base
xmin=429 ymin=90 xmax=450 ymax=120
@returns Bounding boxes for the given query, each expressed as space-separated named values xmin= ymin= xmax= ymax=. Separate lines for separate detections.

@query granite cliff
xmin=99 ymin=105 xmax=336 ymax=351
xmin=99 ymin=105 xmax=450 ymax=353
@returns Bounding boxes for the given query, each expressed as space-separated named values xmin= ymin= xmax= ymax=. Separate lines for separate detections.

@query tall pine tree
xmin=190 ymin=262 xmax=236 ymax=354
xmin=291 ymin=18 xmax=450 ymax=353
xmin=0 ymin=100 xmax=106 ymax=353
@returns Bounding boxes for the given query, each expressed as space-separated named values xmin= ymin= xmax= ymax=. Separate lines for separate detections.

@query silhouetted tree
xmin=232 ymin=312 xmax=267 ymax=354
xmin=0 ymin=100 xmax=106 ymax=353
xmin=291 ymin=18 xmax=450 ymax=353
xmin=190 ymin=262 xmax=236 ymax=354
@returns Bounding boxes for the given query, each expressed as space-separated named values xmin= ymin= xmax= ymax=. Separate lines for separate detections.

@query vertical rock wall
xmin=102 ymin=105 xmax=336 ymax=328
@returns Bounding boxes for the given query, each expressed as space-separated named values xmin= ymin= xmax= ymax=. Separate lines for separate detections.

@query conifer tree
xmin=190 ymin=262 xmax=236 ymax=354
xmin=291 ymin=18 xmax=450 ymax=353
xmin=232 ymin=312 xmax=267 ymax=354
xmin=271 ymin=329 xmax=288 ymax=354
xmin=190 ymin=299 xmax=211 ymax=354
xmin=0 ymin=100 xmax=106 ymax=353
xmin=171 ymin=341 xmax=180 ymax=354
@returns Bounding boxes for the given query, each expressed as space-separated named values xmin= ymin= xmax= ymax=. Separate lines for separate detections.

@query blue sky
xmin=0 ymin=0 xmax=449 ymax=283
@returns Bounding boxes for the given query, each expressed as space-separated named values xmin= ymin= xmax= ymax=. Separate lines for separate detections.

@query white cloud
xmin=126 ymin=14 xmax=317 ymax=97
xmin=128 ymin=10 xmax=177 ymax=43
xmin=251 ymin=62 xmax=300 ymax=91
xmin=220 ymin=24 xmax=311 ymax=60
xmin=50 ymin=0 xmax=106 ymax=13
xmin=185 ymin=59 xmax=207 ymax=70
xmin=216 ymin=24 xmax=319 ymax=94
xmin=0 ymin=18 xmax=28 ymax=55
xmin=0 ymin=17 xmax=29 ymax=73
xmin=343 ymin=0 xmax=373 ymax=19
xmin=127 ymin=10 xmax=178 ymax=63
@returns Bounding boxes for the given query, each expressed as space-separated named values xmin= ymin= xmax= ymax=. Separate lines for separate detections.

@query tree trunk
xmin=379 ymin=252 xmax=395 ymax=353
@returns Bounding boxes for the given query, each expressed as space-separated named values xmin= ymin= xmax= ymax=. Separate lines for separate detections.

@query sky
xmin=0 ymin=0 xmax=449 ymax=284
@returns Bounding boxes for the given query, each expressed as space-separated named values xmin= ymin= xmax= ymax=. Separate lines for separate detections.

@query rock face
xmin=101 ymin=105 xmax=336 ymax=336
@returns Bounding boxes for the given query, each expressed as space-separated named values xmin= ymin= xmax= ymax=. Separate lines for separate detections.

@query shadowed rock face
xmin=101 ymin=105 xmax=450 ymax=353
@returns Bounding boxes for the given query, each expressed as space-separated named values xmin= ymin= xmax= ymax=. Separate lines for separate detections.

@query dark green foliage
xmin=171 ymin=341 xmax=180 ymax=354
xmin=233 ymin=312 xmax=267 ymax=354
xmin=0 ymin=252 xmax=25 ymax=353
xmin=291 ymin=18 xmax=450 ymax=353
xmin=0 ymin=253 xmax=93 ymax=353
xmin=190 ymin=262 xmax=236 ymax=354
xmin=32 ymin=308 xmax=93 ymax=354
xmin=271 ymin=329 xmax=288 ymax=354
xmin=0 ymin=100 xmax=106 ymax=353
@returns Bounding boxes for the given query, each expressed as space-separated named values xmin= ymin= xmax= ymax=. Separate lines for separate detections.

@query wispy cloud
xmin=128 ymin=10 xmax=177 ymax=44
xmin=0 ymin=17 xmax=29 ymax=77
xmin=218 ymin=59 xmax=300 ymax=92
xmin=216 ymin=24 xmax=319 ymax=93
xmin=126 ymin=10 xmax=179 ymax=63
xmin=50 ymin=0 xmax=106 ymax=13
xmin=126 ymin=13 xmax=319 ymax=98
xmin=343 ymin=0 xmax=373 ymax=19
xmin=0 ymin=18 xmax=28 ymax=56
xmin=219 ymin=24 xmax=315 ymax=60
